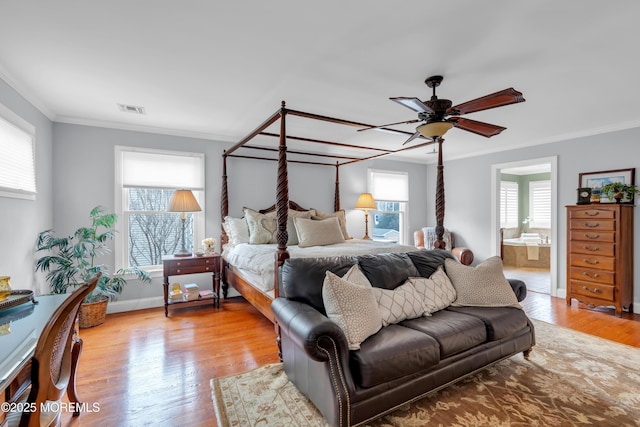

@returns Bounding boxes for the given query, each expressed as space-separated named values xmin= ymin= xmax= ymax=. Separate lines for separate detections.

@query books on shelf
xmin=184 ymin=283 xmax=199 ymax=301
xmin=169 ymin=282 xmax=184 ymax=301
xmin=199 ymin=289 xmax=215 ymax=299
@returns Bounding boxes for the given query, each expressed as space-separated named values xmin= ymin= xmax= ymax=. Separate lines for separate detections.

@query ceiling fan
xmin=361 ymin=75 xmax=525 ymax=145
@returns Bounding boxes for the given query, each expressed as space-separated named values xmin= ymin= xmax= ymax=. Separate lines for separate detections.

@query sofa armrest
xmin=272 ymin=297 xmax=350 ymax=362
xmin=507 ymin=278 xmax=527 ymax=302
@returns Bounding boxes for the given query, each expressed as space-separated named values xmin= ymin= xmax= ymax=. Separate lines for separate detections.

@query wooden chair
xmin=8 ymin=274 xmax=99 ymax=427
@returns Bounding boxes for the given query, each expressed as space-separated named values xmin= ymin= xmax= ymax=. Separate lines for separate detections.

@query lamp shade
xmin=167 ymin=189 xmax=202 ymax=213
xmin=355 ymin=193 xmax=377 ymax=210
xmin=417 ymin=121 xmax=453 ymax=138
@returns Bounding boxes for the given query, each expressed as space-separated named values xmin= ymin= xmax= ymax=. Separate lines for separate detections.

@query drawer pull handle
xmin=584 ymin=233 xmax=600 ymax=239
xmin=582 ymin=246 xmax=600 ymax=252
xmin=582 ymin=259 xmax=599 ymax=265
xmin=176 ymin=269 xmax=181 ymax=273
xmin=582 ymin=272 xmax=600 ymax=279
xmin=583 ymin=222 xmax=600 ymax=228
xmin=584 ymin=211 xmax=600 ymax=217
xmin=176 ymin=262 xmax=182 ymax=266
xmin=582 ymin=286 xmax=601 ymax=293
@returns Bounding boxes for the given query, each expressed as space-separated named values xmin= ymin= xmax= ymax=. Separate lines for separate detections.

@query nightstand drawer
xmin=168 ymin=264 xmax=214 ymax=275
xmin=569 ymin=242 xmax=614 ymax=257
xmin=570 ymin=219 xmax=615 ymax=231
xmin=569 ymin=254 xmax=615 ymax=271
xmin=569 ymin=230 xmax=615 ymax=243
xmin=570 ymin=267 xmax=615 ymax=285
xmin=570 ymin=280 xmax=615 ymax=302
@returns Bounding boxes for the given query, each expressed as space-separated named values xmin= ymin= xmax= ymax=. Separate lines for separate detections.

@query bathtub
xmin=502 ymin=233 xmax=550 ymax=268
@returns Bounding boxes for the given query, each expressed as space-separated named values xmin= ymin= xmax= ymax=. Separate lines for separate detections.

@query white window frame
xmin=114 ymin=146 xmax=205 ymax=276
xmin=368 ymin=169 xmax=409 ymax=244
xmin=0 ymin=103 xmax=36 ymax=200
xmin=529 ymin=180 xmax=551 ymax=228
xmin=500 ymin=181 xmax=518 ymax=228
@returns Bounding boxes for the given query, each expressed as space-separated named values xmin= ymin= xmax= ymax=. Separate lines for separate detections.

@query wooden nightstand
xmin=162 ymin=254 xmax=221 ymax=317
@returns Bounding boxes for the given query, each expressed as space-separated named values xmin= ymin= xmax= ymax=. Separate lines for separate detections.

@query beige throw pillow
xmin=408 ymin=265 xmax=457 ymax=315
xmin=372 ymin=282 xmax=425 ymax=326
xmin=222 ymin=216 xmax=250 ymax=247
xmin=243 ymin=208 xmax=277 ymax=244
xmin=294 ymin=217 xmax=345 ymax=248
xmin=445 ymin=257 xmax=520 ymax=308
xmin=322 ymin=271 xmax=382 ymax=350
xmin=311 ymin=209 xmax=351 ymax=240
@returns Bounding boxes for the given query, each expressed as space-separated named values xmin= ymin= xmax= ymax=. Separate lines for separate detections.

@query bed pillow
xmin=322 ymin=270 xmax=382 ymax=350
xmin=222 ymin=216 xmax=250 ymax=247
xmin=311 ymin=209 xmax=351 ymax=240
xmin=294 ymin=217 xmax=345 ymax=248
xmin=286 ymin=209 xmax=312 ymax=245
xmin=445 ymin=257 xmax=520 ymax=308
xmin=371 ymin=282 xmax=425 ymax=327
xmin=243 ymin=207 xmax=277 ymax=244
xmin=407 ymin=265 xmax=457 ymax=315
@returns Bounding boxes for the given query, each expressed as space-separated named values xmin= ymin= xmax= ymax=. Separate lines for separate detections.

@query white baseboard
xmin=107 ymin=296 xmax=164 ymax=313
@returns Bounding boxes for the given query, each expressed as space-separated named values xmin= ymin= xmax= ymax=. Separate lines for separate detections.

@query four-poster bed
xmin=220 ymin=101 xmax=449 ymax=322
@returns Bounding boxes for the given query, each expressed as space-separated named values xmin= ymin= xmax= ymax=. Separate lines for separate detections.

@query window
xmin=500 ymin=181 xmax=518 ymax=228
xmin=369 ymin=169 xmax=408 ymax=244
xmin=115 ymin=147 xmax=205 ymax=273
xmin=529 ymin=180 xmax=551 ymax=228
xmin=0 ymin=103 xmax=36 ymax=200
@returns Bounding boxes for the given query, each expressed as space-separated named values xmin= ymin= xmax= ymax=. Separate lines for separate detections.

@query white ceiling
xmin=1 ymin=1 xmax=640 ymax=164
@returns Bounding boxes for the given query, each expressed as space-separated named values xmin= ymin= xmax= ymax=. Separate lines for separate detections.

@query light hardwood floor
xmin=60 ymin=293 xmax=639 ymax=426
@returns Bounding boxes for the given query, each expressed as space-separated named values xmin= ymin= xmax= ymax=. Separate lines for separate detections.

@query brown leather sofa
xmin=414 ymin=227 xmax=475 ymax=266
xmin=272 ymin=250 xmax=534 ymax=427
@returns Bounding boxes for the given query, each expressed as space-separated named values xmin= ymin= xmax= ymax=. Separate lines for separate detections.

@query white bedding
xmin=223 ymin=239 xmax=417 ymax=292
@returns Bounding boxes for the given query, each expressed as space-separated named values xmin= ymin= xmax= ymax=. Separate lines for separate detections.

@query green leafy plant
xmin=35 ymin=206 xmax=151 ymax=303
xmin=599 ymin=182 xmax=640 ymax=202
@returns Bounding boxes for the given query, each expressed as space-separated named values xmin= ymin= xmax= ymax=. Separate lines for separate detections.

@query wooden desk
xmin=162 ymin=254 xmax=221 ymax=317
xmin=0 ymin=294 xmax=73 ymax=424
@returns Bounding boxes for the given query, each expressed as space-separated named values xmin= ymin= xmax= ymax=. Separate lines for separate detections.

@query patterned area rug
xmin=211 ymin=320 xmax=640 ymax=426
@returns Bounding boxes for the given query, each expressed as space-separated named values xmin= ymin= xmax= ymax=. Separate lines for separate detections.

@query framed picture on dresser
xmin=579 ymin=168 xmax=635 ymax=203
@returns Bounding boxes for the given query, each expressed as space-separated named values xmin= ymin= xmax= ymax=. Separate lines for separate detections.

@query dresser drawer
xmin=570 ymin=266 xmax=615 ymax=285
xmin=570 ymin=280 xmax=615 ymax=302
xmin=569 ymin=230 xmax=615 ymax=243
xmin=569 ymin=208 xmax=615 ymax=220
xmin=569 ymin=241 xmax=614 ymax=257
xmin=569 ymin=254 xmax=615 ymax=271
xmin=166 ymin=257 xmax=217 ymax=275
xmin=570 ymin=219 xmax=615 ymax=231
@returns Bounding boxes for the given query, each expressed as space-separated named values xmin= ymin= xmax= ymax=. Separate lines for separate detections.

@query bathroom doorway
xmin=490 ymin=157 xmax=558 ymax=295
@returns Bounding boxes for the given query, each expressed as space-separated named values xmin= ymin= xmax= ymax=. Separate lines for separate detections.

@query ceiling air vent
xmin=117 ymin=104 xmax=146 ymax=114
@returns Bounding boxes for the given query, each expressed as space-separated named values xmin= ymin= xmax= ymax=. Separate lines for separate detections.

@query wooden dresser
xmin=566 ymin=204 xmax=634 ymax=317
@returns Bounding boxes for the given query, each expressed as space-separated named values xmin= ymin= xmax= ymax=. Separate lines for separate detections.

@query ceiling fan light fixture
xmin=417 ymin=121 xmax=452 ymax=139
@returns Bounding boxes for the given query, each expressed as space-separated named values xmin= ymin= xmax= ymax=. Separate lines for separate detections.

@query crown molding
xmin=0 ymin=64 xmax=55 ymax=120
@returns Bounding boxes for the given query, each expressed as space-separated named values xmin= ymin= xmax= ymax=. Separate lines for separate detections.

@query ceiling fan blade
xmin=390 ymin=97 xmax=435 ymax=114
xmin=402 ymin=131 xmax=423 ymax=145
xmin=357 ymin=119 xmax=420 ymax=132
xmin=450 ymin=117 xmax=506 ymax=138
xmin=449 ymin=88 xmax=525 ymax=115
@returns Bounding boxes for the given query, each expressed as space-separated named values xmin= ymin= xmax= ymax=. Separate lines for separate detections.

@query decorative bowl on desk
xmin=0 ymin=276 xmax=12 ymax=302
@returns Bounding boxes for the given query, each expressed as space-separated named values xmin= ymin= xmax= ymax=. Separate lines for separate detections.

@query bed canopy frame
xmin=220 ymin=101 xmax=450 ymax=314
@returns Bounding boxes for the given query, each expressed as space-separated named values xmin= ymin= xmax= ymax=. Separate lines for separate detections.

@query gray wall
xmin=0 ymin=78 xmax=53 ymax=294
xmin=52 ymin=123 xmax=429 ymax=311
xmin=426 ymin=127 xmax=640 ymax=306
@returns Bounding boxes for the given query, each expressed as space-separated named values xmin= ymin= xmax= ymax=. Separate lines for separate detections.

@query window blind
xmin=121 ymin=150 xmax=204 ymax=190
xmin=370 ymin=170 xmax=409 ymax=202
xmin=530 ymin=180 xmax=551 ymax=228
xmin=0 ymin=114 xmax=36 ymax=197
xmin=500 ymin=181 xmax=518 ymax=228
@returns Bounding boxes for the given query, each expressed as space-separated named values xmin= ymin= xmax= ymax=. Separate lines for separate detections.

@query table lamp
xmin=167 ymin=189 xmax=202 ymax=257
xmin=355 ymin=192 xmax=377 ymax=240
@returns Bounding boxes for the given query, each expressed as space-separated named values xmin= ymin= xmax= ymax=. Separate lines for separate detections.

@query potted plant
xmin=599 ymin=182 xmax=640 ymax=203
xmin=35 ymin=206 xmax=151 ymax=328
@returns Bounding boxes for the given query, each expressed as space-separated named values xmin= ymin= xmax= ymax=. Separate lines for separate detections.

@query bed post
xmin=221 ymin=152 xmax=229 ymax=248
xmin=334 ymin=161 xmax=340 ymax=212
xmin=434 ymin=138 xmax=446 ymax=249
xmin=275 ymin=101 xmax=289 ymax=298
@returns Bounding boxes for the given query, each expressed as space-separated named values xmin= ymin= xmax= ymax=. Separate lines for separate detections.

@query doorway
xmin=490 ymin=157 xmax=558 ymax=296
